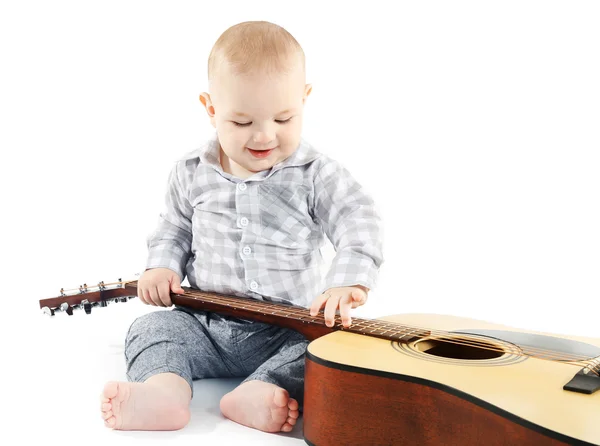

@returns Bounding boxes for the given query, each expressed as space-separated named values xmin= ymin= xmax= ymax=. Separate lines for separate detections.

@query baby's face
xmin=201 ymin=61 xmax=311 ymax=178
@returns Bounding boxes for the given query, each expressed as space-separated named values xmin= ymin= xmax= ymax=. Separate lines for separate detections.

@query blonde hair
xmin=207 ymin=21 xmax=305 ymax=84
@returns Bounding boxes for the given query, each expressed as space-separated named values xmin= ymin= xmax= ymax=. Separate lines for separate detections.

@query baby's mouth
xmin=247 ymin=147 xmax=276 ymax=158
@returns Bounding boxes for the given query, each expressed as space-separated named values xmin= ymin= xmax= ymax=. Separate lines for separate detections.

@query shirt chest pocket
xmin=258 ymin=182 xmax=313 ymax=248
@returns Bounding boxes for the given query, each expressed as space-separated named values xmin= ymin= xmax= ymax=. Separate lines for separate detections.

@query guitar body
xmin=303 ymin=313 xmax=600 ymax=446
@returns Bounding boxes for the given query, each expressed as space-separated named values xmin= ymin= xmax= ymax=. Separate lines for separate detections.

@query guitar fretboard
xmin=125 ymin=282 xmax=427 ymax=343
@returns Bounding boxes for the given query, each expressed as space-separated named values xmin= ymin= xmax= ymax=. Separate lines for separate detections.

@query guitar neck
xmin=125 ymin=282 xmax=423 ymax=342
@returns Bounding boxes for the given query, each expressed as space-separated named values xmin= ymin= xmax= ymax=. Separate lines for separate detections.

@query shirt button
xmin=237 ymin=183 xmax=247 ymax=191
xmin=242 ymin=246 xmax=252 ymax=255
xmin=240 ymin=217 xmax=249 ymax=227
xmin=250 ymin=281 xmax=258 ymax=290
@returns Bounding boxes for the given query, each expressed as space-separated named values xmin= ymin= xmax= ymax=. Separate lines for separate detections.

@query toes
xmin=101 ymin=402 xmax=112 ymax=411
xmin=281 ymin=422 xmax=294 ymax=432
xmin=104 ymin=416 xmax=116 ymax=428
xmin=102 ymin=382 xmax=120 ymax=400
xmin=102 ymin=410 xmax=113 ymax=420
xmin=288 ymin=409 xmax=299 ymax=420
xmin=273 ymin=388 xmax=289 ymax=408
xmin=287 ymin=398 xmax=299 ymax=411
xmin=286 ymin=416 xmax=297 ymax=426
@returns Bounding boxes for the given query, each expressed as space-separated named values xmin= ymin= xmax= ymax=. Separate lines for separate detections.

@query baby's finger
xmin=170 ymin=275 xmax=185 ymax=294
xmin=137 ymin=284 xmax=145 ymax=302
xmin=148 ymin=286 xmax=162 ymax=306
xmin=351 ymin=290 xmax=367 ymax=308
xmin=309 ymin=293 xmax=329 ymax=317
xmin=323 ymin=294 xmax=340 ymax=327
xmin=339 ymin=294 xmax=354 ymax=327
xmin=138 ymin=287 xmax=149 ymax=305
xmin=157 ymin=281 xmax=172 ymax=306
xmin=142 ymin=288 xmax=153 ymax=305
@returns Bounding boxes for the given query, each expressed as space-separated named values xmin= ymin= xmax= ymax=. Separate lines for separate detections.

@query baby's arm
xmin=309 ymin=159 xmax=384 ymax=327
xmin=139 ymin=163 xmax=194 ymax=306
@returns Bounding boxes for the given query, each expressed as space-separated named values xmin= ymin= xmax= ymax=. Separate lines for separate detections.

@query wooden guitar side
xmin=303 ymin=313 xmax=600 ymax=446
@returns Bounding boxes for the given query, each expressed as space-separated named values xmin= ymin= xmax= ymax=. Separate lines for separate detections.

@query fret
xmin=349 ymin=320 xmax=368 ymax=332
xmin=391 ymin=332 xmax=411 ymax=342
xmin=396 ymin=328 xmax=419 ymax=343
xmin=360 ymin=321 xmax=386 ymax=334
xmin=366 ymin=321 xmax=395 ymax=333
xmin=377 ymin=327 xmax=394 ymax=336
xmin=350 ymin=324 xmax=367 ymax=333
xmin=364 ymin=320 xmax=390 ymax=334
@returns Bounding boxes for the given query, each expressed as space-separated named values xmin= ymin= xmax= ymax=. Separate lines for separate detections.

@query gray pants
xmin=124 ymin=305 xmax=309 ymax=407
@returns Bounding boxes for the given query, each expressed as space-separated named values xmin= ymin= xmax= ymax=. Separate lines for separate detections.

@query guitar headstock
xmin=39 ymin=278 xmax=138 ymax=316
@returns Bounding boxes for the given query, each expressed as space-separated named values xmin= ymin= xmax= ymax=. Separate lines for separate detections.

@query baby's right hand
xmin=137 ymin=268 xmax=185 ymax=307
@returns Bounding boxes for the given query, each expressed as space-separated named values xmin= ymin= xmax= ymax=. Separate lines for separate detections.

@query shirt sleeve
xmin=145 ymin=162 xmax=194 ymax=281
xmin=312 ymin=159 xmax=384 ymax=294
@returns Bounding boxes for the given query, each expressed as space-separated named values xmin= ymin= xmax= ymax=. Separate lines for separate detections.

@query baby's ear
xmin=199 ymin=93 xmax=217 ymax=128
xmin=199 ymin=93 xmax=215 ymax=116
xmin=304 ymin=84 xmax=312 ymax=102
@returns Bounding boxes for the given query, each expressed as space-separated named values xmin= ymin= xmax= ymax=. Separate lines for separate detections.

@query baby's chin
xmin=245 ymin=160 xmax=277 ymax=173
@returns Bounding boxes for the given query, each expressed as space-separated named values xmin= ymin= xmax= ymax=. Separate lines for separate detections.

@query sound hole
xmin=414 ymin=338 xmax=504 ymax=360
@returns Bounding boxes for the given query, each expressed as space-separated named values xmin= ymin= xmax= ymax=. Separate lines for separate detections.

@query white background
xmin=1 ymin=1 xmax=598 ymax=445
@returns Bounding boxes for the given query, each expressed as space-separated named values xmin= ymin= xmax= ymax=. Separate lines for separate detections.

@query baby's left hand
xmin=309 ymin=285 xmax=369 ymax=328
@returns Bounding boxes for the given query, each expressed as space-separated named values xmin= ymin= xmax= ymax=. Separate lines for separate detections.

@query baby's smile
xmin=247 ymin=147 xmax=276 ymax=158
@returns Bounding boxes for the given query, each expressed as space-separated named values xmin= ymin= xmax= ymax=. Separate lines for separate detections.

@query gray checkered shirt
xmin=146 ymin=133 xmax=384 ymax=308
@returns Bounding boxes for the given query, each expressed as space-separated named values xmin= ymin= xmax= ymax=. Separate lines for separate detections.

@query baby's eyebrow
xmin=232 ymin=109 xmax=294 ymax=118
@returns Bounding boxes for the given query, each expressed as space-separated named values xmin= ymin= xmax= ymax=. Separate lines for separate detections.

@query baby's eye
xmin=231 ymin=118 xmax=293 ymax=127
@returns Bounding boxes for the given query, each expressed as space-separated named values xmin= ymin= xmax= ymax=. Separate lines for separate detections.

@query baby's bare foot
xmin=219 ymin=380 xmax=300 ymax=433
xmin=100 ymin=380 xmax=190 ymax=431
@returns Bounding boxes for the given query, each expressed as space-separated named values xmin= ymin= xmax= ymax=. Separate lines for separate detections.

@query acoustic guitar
xmin=39 ymin=279 xmax=600 ymax=445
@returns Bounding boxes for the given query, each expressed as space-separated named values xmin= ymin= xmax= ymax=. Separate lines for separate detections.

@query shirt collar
xmin=197 ymin=131 xmax=321 ymax=181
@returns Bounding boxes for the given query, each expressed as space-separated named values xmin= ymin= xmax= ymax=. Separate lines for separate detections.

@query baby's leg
xmin=220 ymin=330 xmax=308 ymax=433
xmin=101 ymin=308 xmax=237 ymax=431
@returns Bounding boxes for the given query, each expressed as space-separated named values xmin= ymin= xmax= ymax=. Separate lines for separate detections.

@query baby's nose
xmin=253 ymin=130 xmax=275 ymax=144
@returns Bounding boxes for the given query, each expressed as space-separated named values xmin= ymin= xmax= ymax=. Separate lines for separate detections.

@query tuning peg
xmin=82 ymin=299 xmax=92 ymax=314
xmin=50 ymin=302 xmax=71 ymax=315
xmin=41 ymin=306 xmax=55 ymax=316
xmin=53 ymin=302 xmax=73 ymax=316
xmin=41 ymin=302 xmax=75 ymax=316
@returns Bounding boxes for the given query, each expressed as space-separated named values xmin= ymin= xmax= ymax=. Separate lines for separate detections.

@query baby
xmin=100 ymin=20 xmax=383 ymax=434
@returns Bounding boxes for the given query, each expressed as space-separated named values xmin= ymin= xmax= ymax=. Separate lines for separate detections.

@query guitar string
xmin=174 ymin=287 xmax=599 ymax=371
xmin=175 ymin=287 xmax=569 ymax=356
xmin=180 ymin=296 xmax=597 ymax=374
xmin=127 ymin=283 xmax=600 ymax=370
xmin=208 ymin=296 xmax=599 ymax=374
xmin=47 ymin=281 xmax=598 ymax=373
xmin=121 ymin=283 xmax=598 ymax=369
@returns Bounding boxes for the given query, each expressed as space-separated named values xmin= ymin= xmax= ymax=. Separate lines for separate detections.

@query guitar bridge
xmin=563 ymin=368 xmax=600 ymax=394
